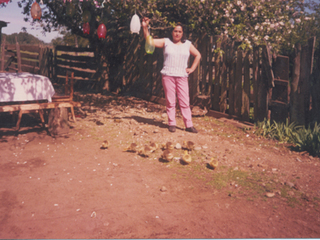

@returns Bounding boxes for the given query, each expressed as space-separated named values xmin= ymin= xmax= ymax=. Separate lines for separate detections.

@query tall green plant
xmin=255 ymin=118 xmax=298 ymax=143
xmin=293 ymin=122 xmax=320 ymax=156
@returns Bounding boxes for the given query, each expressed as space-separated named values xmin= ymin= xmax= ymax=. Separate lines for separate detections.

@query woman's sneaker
xmin=185 ymin=126 xmax=198 ymax=133
xmin=168 ymin=126 xmax=176 ymax=132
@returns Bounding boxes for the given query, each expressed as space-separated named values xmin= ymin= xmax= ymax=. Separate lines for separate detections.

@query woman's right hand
xmin=142 ymin=17 xmax=150 ymax=28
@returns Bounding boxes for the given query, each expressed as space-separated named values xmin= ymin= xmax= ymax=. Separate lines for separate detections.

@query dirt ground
xmin=0 ymin=92 xmax=320 ymax=239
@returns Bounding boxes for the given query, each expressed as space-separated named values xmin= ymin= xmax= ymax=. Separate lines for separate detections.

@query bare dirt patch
xmin=0 ymin=93 xmax=320 ymax=238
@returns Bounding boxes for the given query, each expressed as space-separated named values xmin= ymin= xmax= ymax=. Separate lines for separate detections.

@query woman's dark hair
xmin=168 ymin=22 xmax=187 ymax=43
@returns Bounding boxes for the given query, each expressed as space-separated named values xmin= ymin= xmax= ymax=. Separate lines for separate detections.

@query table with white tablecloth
xmin=0 ymin=72 xmax=55 ymax=103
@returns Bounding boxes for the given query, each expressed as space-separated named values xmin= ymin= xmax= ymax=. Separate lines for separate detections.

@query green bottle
xmin=145 ymin=35 xmax=155 ymax=54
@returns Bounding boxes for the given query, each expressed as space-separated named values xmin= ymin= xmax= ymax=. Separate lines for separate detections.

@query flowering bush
xmin=12 ymin=0 xmax=316 ymax=53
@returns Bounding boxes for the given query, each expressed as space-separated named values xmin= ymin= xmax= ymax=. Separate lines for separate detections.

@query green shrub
xmin=255 ymin=118 xmax=297 ymax=143
xmin=293 ymin=123 xmax=320 ymax=157
xmin=255 ymin=119 xmax=320 ymax=157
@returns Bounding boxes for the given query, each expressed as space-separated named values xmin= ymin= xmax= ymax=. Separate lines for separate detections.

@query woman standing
xmin=142 ymin=17 xmax=201 ymax=133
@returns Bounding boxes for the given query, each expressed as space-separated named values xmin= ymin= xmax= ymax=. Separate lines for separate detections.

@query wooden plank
xmin=234 ymin=48 xmax=243 ymax=117
xmin=228 ymin=41 xmax=235 ymax=116
xmin=21 ymin=65 xmax=40 ymax=73
xmin=1 ymin=35 xmax=5 ymax=71
xmin=242 ymin=50 xmax=250 ymax=121
xmin=290 ymin=44 xmax=303 ymax=125
xmin=0 ymin=101 xmax=81 ymax=113
xmin=261 ymin=44 xmax=274 ymax=87
xmin=257 ymin=46 xmax=269 ymax=122
xmin=4 ymin=51 xmax=16 ymax=57
xmin=57 ymin=54 xmax=95 ymax=62
xmin=200 ymin=34 xmax=207 ymax=94
xmin=300 ymin=36 xmax=316 ymax=125
xmin=56 ymin=59 xmax=96 ymax=69
xmin=207 ymin=36 xmax=213 ymax=104
xmin=20 ymin=52 xmax=39 ymax=60
xmin=19 ymin=44 xmax=40 ymax=52
xmin=15 ymin=38 xmax=22 ymax=73
xmin=21 ymin=58 xmax=39 ymax=67
xmin=253 ymin=47 xmax=259 ymax=122
xmin=56 ymin=75 xmax=94 ymax=81
xmin=56 ymin=65 xmax=95 ymax=75
xmin=189 ymin=37 xmax=199 ymax=105
xmin=220 ymin=35 xmax=228 ymax=113
xmin=56 ymin=45 xmax=94 ymax=53
xmin=212 ymin=35 xmax=221 ymax=111
xmin=6 ymin=44 xmax=16 ymax=50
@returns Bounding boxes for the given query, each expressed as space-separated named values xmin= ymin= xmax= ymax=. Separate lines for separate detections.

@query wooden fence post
xmin=253 ymin=46 xmax=259 ymax=122
xmin=189 ymin=37 xmax=200 ymax=105
xmin=256 ymin=45 xmax=272 ymax=122
xmin=15 ymin=36 xmax=22 ymax=73
xmin=311 ymin=43 xmax=320 ymax=123
xmin=234 ymin=48 xmax=243 ymax=117
xmin=207 ymin=35 xmax=213 ymax=107
xmin=220 ymin=35 xmax=228 ymax=113
xmin=1 ymin=35 xmax=5 ymax=71
xmin=48 ymin=48 xmax=53 ymax=79
xmin=242 ymin=50 xmax=250 ymax=121
xmin=212 ymin=35 xmax=221 ymax=111
xmin=200 ymin=34 xmax=208 ymax=95
xmin=228 ymin=41 xmax=235 ymax=116
xmin=291 ymin=43 xmax=302 ymax=125
xmin=300 ymin=37 xmax=316 ymax=126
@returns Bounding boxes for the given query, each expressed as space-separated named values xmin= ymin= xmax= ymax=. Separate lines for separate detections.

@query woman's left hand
xmin=186 ymin=68 xmax=194 ymax=74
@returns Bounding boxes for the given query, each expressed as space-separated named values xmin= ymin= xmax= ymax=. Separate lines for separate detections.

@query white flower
xmin=295 ymin=18 xmax=301 ymax=23
xmin=264 ymin=35 xmax=269 ymax=40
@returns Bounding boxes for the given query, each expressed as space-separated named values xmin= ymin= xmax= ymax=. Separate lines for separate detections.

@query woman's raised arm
xmin=142 ymin=17 xmax=165 ymax=48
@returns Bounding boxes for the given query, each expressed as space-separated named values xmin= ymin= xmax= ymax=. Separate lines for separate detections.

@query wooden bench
xmin=0 ymin=101 xmax=81 ymax=130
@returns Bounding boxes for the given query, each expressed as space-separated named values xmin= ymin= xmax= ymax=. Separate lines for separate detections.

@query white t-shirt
xmin=160 ymin=38 xmax=191 ymax=77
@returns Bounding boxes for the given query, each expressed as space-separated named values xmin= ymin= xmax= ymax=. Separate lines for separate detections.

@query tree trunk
xmin=48 ymin=107 xmax=69 ymax=137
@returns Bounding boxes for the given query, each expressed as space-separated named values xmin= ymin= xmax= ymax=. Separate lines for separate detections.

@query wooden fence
xmin=53 ymin=45 xmax=98 ymax=84
xmin=0 ymin=36 xmax=51 ymax=76
xmin=117 ymin=34 xmax=316 ymax=125
xmin=1 ymin=34 xmax=317 ymax=125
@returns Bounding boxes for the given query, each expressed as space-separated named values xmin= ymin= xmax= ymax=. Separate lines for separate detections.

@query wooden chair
xmin=52 ymin=71 xmax=76 ymax=121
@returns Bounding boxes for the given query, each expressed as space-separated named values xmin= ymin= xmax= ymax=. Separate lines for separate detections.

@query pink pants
xmin=162 ymin=75 xmax=193 ymax=128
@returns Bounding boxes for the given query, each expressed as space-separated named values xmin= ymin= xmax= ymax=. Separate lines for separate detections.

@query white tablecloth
xmin=0 ymin=72 xmax=55 ymax=103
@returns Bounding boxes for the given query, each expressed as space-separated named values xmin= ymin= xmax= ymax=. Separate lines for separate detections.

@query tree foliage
xmin=2 ymin=32 xmax=45 ymax=44
xmin=13 ymin=0 xmax=314 ymax=51
xmin=1 ymin=0 xmax=318 ymax=90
